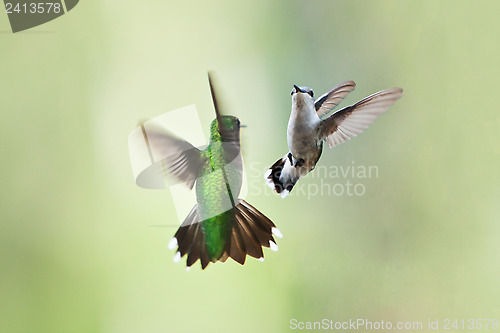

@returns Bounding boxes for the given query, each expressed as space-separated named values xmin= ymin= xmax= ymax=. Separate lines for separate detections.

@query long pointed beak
xmin=293 ymin=85 xmax=304 ymax=93
xmin=240 ymin=124 xmax=247 ymax=128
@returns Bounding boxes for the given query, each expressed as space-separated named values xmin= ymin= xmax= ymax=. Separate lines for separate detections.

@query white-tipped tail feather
xmin=264 ymin=169 xmax=274 ymax=189
xmin=170 ymin=199 xmax=281 ymax=269
xmin=272 ymin=227 xmax=283 ymax=238
xmin=280 ymin=190 xmax=289 ymax=199
xmin=265 ymin=153 xmax=303 ymax=198
xmin=168 ymin=237 xmax=178 ymax=250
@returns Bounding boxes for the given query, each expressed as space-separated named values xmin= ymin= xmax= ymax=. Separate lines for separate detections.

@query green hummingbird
xmin=143 ymin=73 xmax=282 ymax=269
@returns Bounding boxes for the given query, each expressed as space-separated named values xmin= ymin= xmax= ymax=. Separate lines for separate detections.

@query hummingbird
xmin=143 ymin=73 xmax=282 ymax=269
xmin=265 ymin=81 xmax=403 ymax=198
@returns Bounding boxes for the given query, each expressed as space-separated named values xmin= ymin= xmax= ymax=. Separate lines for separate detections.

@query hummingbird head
xmin=291 ymin=85 xmax=314 ymax=98
xmin=209 ymin=115 xmax=242 ymax=142
xmin=291 ymin=85 xmax=315 ymax=111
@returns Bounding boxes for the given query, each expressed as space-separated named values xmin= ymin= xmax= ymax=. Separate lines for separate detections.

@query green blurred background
xmin=1 ymin=1 xmax=500 ymax=332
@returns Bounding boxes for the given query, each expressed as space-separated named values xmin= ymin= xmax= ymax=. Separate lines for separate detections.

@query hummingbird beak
xmin=293 ymin=85 xmax=304 ymax=93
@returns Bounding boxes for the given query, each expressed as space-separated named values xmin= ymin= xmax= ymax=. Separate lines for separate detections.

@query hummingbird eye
xmin=308 ymin=91 xmax=314 ymax=98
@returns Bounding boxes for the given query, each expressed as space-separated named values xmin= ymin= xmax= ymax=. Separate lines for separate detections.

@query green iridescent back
xmin=195 ymin=116 xmax=242 ymax=260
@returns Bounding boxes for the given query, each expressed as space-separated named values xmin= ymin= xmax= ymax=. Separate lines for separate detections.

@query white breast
xmin=287 ymin=94 xmax=320 ymax=157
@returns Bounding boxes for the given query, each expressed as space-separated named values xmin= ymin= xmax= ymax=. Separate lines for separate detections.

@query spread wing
xmin=141 ymin=123 xmax=206 ymax=189
xmin=314 ymin=80 xmax=356 ymax=118
xmin=318 ymin=87 xmax=403 ymax=148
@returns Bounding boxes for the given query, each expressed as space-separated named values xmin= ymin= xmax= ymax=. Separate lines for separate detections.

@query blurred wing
xmin=142 ymin=124 xmax=206 ymax=189
xmin=314 ymin=81 xmax=356 ymax=118
xmin=208 ymin=71 xmax=241 ymax=164
xmin=319 ymin=87 xmax=403 ymax=148
xmin=208 ymin=72 xmax=223 ymax=122
xmin=208 ymin=71 xmax=236 ymax=142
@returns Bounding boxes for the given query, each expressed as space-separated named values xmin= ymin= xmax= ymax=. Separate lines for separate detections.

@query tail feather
xmin=265 ymin=154 xmax=301 ymax=198
xmin=239 ymin=200 xmax=277 ymax=244
xmin=173 ymin=206 xmax=213 ymax=269
xmin=186 ymin=224 xmax=202 ymax=267
xmin=237 ymin=212 xmax=272 ymax=248
xmin=199 ymin=235 xmax=211 ymax=269
xmin=219 ymin=252 xmax=229 ymax=263
xmin=170 ymin=200 xmax=281 ymax=269
xmin=234 ymin=214 xmax=265 ymax=259
xmin=177 ymin=212 xmax=199 ymax=256
xmin=229 ymin=219 xmax=249 ymax=265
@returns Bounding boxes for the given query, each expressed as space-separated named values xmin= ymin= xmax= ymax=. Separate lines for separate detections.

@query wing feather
xmin=142 ymin=124 xmax=205 ymax=189
xmin=319 ymin=87 xmax=403 ymax=148
xmin=315 ymin=80 xmax=356 ymax=117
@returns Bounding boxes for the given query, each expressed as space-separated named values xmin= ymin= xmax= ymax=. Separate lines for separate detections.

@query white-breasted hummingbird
xmin=265 ymin=81 xmax=403 ymax=198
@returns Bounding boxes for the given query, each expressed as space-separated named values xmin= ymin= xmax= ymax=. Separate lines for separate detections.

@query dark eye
xmin=308 ymin=91 xmax=314 ymax=98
